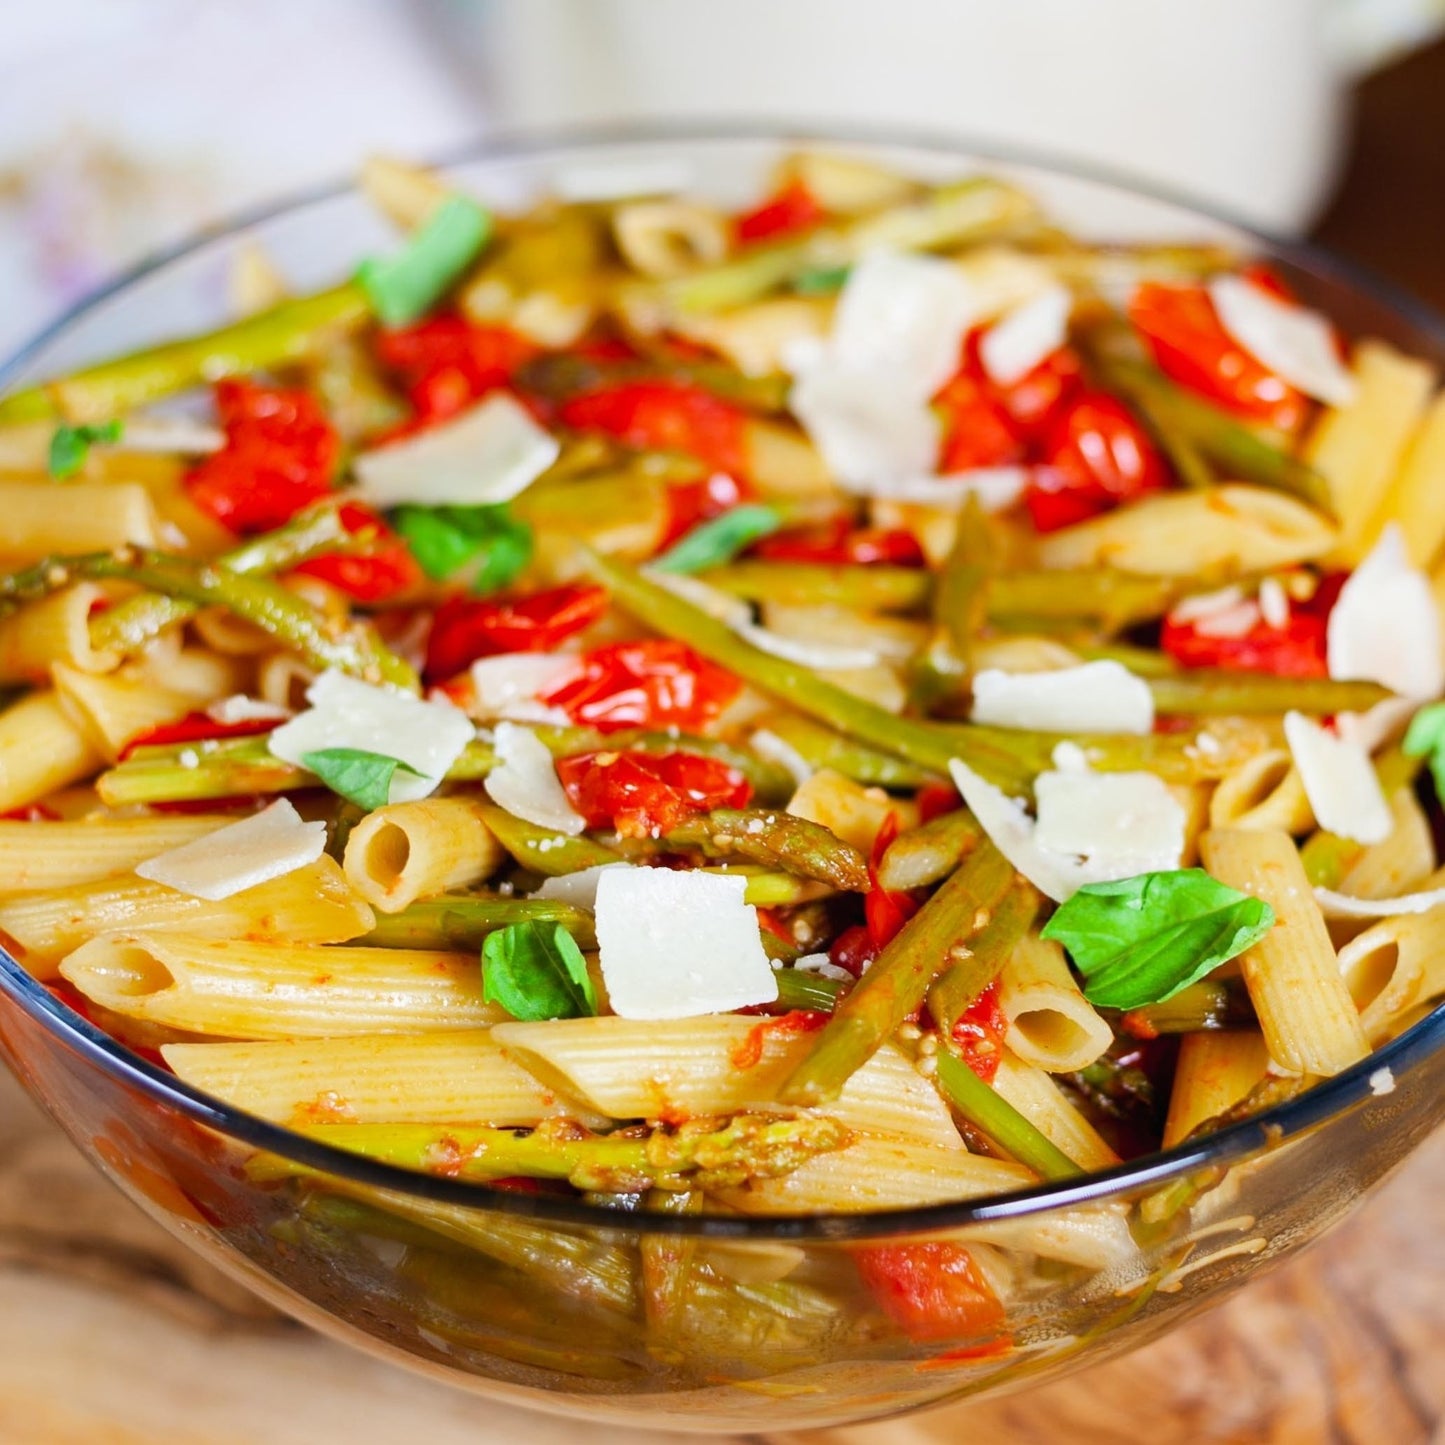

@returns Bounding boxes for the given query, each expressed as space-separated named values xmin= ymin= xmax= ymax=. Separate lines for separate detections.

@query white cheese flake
xmin=351 ymin=393 xmax=559 ymax=510
xmin=135 ymin=799 xmax=325 ymax=901
xmin=1313 ymin=884 xmax=1445 ymax=919
xmin=205 ymin=694 xmax=293 ymax=725
xmin=470 ymin=653 xmax=581 ymax=723
xmin=790 ymin=952 xmax=853 ymax=982
xmin=843 ymin=467 xmax=1029 ymax=511
xmin=1257 ymin=577 xmax=1290 ymax=630
xmin=646 ymin=568 xmax=754 ymax=627
xmin=594 ymin=868 xmax=777 ymax=1019
xmin=1168 ymin=585 xmax=1246 ymax=625
xmin=1284 ymin=710 xmax=1391 ymax=844
xmin=970 ymin=661 xmax=1153 ymax=735
xmin=979 ymin=284 xmax=1071 ymax=387
xmin=534 ymin=863 xmax=633 ymax=912
xmin=947 ymin=757 xmax=1183 ymax=903
xmin=749 ymin=727 xmax=814 ymax=788
xmin=268 ymin=670 xmax=474 ymax=804
xmin=790 ymin=363 xmax=940 ymax=489
xmin=1208 ymin=275 xmax=1357 ymax=407
xmin=483 ymin=722 xmax=586 ymax=836
xmin=1327 ymin=524 xmax=1443 ymax=700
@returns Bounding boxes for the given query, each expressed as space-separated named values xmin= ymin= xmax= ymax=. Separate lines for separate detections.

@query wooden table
xmin=0 ymin=1066 xmax=1440 ymax=1445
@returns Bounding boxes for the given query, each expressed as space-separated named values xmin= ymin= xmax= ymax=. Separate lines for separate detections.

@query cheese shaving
xmin=970 ymin=661 xmax=1153 ymax=735
xmin=135 ymin=800 xmax=325 ymax=901
xmin=483 ymin=722 xmax=586 ymax=835
xmin=1314 ymin=884 xmax=1445 ymax=919
xmin=979 ymin=284 xmax=1071 ymax=387
xmin=470 ymin=653 xmax=581 ymax=723
xmin=205 ymin=695 xmax=292 ymax=725
xmin=534 ymin=863 xmax=632 ymax=912
xmin=1283 ymin=710 xmax=1391 ymax=844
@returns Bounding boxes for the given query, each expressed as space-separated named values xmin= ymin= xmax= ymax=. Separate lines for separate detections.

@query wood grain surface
xmin=0 ymin=1067 xmax=1439 ymax=1445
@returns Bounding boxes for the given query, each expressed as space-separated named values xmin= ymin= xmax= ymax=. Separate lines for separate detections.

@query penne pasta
xmin=990 ymin=1052 xmax=1120 ymax=1171
xmin=612 ymin=199 xmax=729 ymax=279
xmin=0 ymin=856 xmax=373 ymax=975
xmin=0 ymin=480 xmax=159 ymax=563
xmin=785 ymin=768 xmax=913 ymax=855
xmin=1200 ymin=827 xmax=1368 ymax=1076
xmin=1206 ymin=748 xmax=1313 ymax=834
xmin=1163 ymin=1031 xmax=1272 ymax=1148
xmin=995 ymin=935 xmax=1113 ymax=1073
xmin=1336 ymin=907 xmax=1445 ymax=1045
xmin=1364 ymin=389 xmax=1445 ymax=568
xmin=672 ymin=296 xmax=832 ymax=377
xmin=1334 ymin=787 xmax=1435 ymax=901
xmin=343 ymin=797 xmax=505 ymax=913
xmin=0 ymin=814 xmax=234 ymax=893
xmin=0 ymin=690 xmax=103 ymax=815
xmin=0 ymin=585 xmax=117 ymax=684
xmin=61 ymin=934 xmax=501 ymax=1038
xmin=52 ymin=663 xmax=208 ymax=762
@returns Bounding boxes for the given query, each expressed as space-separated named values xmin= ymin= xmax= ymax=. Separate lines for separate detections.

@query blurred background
xmin=2 ymin=0 xmax=1445 ymax=361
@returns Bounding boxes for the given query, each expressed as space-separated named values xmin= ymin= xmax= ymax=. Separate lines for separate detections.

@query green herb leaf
xmin=792 ymin=264 xmax=851 ymax=296
xmin=392 ymin=503 xmax=533 ymax=592
xmin=300 ymin=747 xmax=425 ymax=811
xmin=1403 ymin=702 xmax=1445 ymax=799
xmin=357 ymin=195 xmax=493 ymax=327
xmin=48 ymin=420 xmax=124 ymax=479
xmin=482 ymin=920 xmax=597 ymax=1021
xmin=653 ymin=504 xmax=783 ymax=574
xmin=1040 ymin=869 xmax=1275 ymax=1010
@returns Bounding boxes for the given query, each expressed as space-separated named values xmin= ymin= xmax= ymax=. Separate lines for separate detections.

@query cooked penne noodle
xmin=0 ymin=856 xmax=373 ymax=974
xmin=189 ymin=606 xmax=276 ymax=656
xmin=990 ymin=1052 xmax=1120 ymax=1171
xmin=343 ymin=798 xmax=505 ymax=913
xmin=52 ymin=662 xmax=207 ymax=762
xmin=62 ymin=934 xmax=501 ymax=1038
xmin=785 ymin=768 xmax=913 ymax=855
xmin=1171 ymin=781 xmax=1211 ymax=868
xmin=612 ymin=199 xmax=729 ymax=279
xmin=1162 ymin=1031 xmax=1272 ymax=1148
xmin=228 ymin=238 xmax=290 ymax=318
xmin=360 ymin=154 xmax=452 ymax=229
xmin=1200 ymin=827 xmax=1369 ymax=1075
xmin=1304 ymin=340 xmax=1436 ymax=565
xmin=1336 ymin=908 xmax=1445 ymax=1045
xmin=0 ymin=481 xmax=159 ymax=563
xmin=780 ymin=151 xmax=917 ymax=213
xmin=255 ymin=651 xmax=318 ymax=711
xmin=162 ymin=1032 xmax=589 ymax=1126
xmin=995 ymin=935 xmax=1113 ymax=1073
xmin=138 ymin=645 xmax=252 ymax=701
xmin=1365 ymin=390 xmax=1445 ymax=568
xmin=0 ymin=814 xmax=234 ymax=892
xmin=1335 ymin=787 xmax=1435 ymax=901
xmin=760 ymin=602 xmax=927 ymax=665
xmin=0 ymin=691 xmax=103 ymax=815
xmin=971 ymin=635 xmax=1082 ymax=675
xmin=672 ymin=297 xmax=832 ymax=377
xmin=965 ymin=1203 xmax=1138 ymax=1271
xmin=1206 ymin=749 xmax=1313 ymax=834
xmin=0 ymin=586 xmax=117 ymax=684
xmin=493 ymin=1015 xmax=964 ymax=1150
xmin=1034 ymin=486 xmax=1337 ymax=576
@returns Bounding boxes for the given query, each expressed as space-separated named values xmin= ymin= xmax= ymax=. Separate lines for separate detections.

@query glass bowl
xmin=0 ymin=128 xmax=1442 ymax=1433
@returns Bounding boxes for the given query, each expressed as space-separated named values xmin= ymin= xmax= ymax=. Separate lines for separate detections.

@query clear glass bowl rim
xmin=0 ymin=119 xmax=1441 ymax=1242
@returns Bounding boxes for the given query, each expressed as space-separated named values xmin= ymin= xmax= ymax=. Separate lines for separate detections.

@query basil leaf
xmin=653 ymin=504 xmax=783 ymax=574
xmin=1040 ymin=869 xmax=1275 ymax=1010
xmin=393 ymin=503 xmax=533 ymax=593
xmin=357 ymin=195 xmax=493 ymax=327
xmin=792 ymin=264 xmax=850 ymax=295
xmin=49 ymin=420 xmax=123 ymax=479
xmin=301 ymin=747 xmax=425 ymax=811
xmin=1403 ymin=702 xmax=1445 ymax=799
xmin=482 ymin=920 xmax=597 ymax=1021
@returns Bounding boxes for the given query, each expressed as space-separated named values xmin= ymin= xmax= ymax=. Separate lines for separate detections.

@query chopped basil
xmin=1403 ymin=702 xmax=1445 ymax=798
xmin=482 ymin=920 xmax=597 ymax=1021
xmin=48 ymin=420 xmax=123 ymax=479
xmin=653 ymin=504 xmax=783 ymax=574
xmin=792 ymin=264 xmax=850 ymax=295
xmin=356 ymin=195 xmax=492 ymax=327
xmin=392 ymin=503 xmax=532 ymax=593
xmin=1040 ymin=869 xmax=1275 ymax=1010
xmin=300 ymin=747 xmax=425 ymax=811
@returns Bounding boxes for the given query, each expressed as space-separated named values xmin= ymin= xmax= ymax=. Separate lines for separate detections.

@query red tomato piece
xmin=735 ymin=178 xmax=826 ymax=244
xmin=555 ymin=750 xmax=751 ymax=838
xmin=753 ymin=519 xmax=926 ymax=567
xmin=119 ymin=711 xmax=279 ymax=762
xmin=1025 ymin=391 xmax=1168 ymax=534
xmin=559 ymin=381 xmax=748 ymax=477
xmin=375 ymin=316 xmax=539 ymax=426
xmin=933 ymin=370 xmax=1027 ymax=472
xmin=291 ymin=502 xmax=422 ymax=603
xmin=729 ymin=1009 xmax=828 ymax=1070
xmin=183 ymin=380 xmax=339 ymax=535
xmin=950 ymin=981 xmax=1008 ymax=1083
xmin=423 ymin=583 xmax=609 ymax=681
xmin=1128 ymin=281 xmax=1308 ymax=432
xmin=915 ymin=781 xmax=962 ymax=823
xmin=540 ymin=639 xmax=740 ymax=733
xmin=962 ymin=329 xmax=1084 ymax=435
xmin=0 ymin=803 xmax=59 ymax=821
xmin=864 ymin=813 xmax=921 ymax=951
xmin=855 ymin=1242 xmax=1007 ymax=1344
xmin=661 ymin=471 xmax=751 ymax=548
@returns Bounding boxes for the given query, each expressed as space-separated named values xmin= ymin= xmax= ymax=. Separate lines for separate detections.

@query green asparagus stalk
xmin=0 ymin=283 xmax=371 ymax=425
xmin=96 ymin=736 xmax=305 ymax=807
xmin=933 ymin=1049 xmax=1082 ymax=1181
xmin=778 ymin=840 xmax=1017 ymax=1107
xmin=365 ymin=896 xmax=597 ymax=951
xmin=925 ymin=880 xmax=1039 ymax=1036
xmin=1147 ymin=671 xmax=1392 ymax=717
xmin=752 ymin=713 xmax=940 ymax=790
xmin=284 ymin=1114 xmax=852 ymax=1193
xmin=875 ymin=808 xmax=980 ymax=891
xmin=652 ymin=808 xmax=870 ymax=892
xmin=516 ymin=351 xmax=790 ymax=414
xmin=473 ymin=801 xmax=624 ymax=876
xmin=773 ymin=968 xmax=844 ymax=1011
xmin=912 ymin=494 xmax=992 ymax=709
xmin=1118 ymin=978 xmax=1256 ymax=1036
xmin=703 ymin=562 xmax=931 ymax=614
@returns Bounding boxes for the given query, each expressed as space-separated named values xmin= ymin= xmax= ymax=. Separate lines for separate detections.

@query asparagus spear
xmin=704 ymin=562 xmax=931 ymax=614
xmin=926 ymin=880 xmax=1039 ymax=1036
xmin=650 ymin=808 xmax=870 ymax=892
xmin=933 ymin=1049 xmax=1082 ymax=1181
xmin=365 ymin=896 xmax=597 ymax=951
xmin=773 ymin=968 xmax=844 ymax=1011
xmin=778 ymin=840 xmax=1018 ymax=1107
xmin=473 ymin=801 xmax=624 ymax=876
xmin=516 ymin=351 xmax=790 ymax=414
xmin=1147 ymin=672 xmax=1392 ymax=717
xmin=752 ymin=713 xmax=940 ymax=790
xmin=1118 ymin=978 xmax=1256 ymax=1037
xmin=875 ymin=808 xmax=980 ymax=891
xmin=286 ymin=1114 xmax=853 ymax=1192
xmin=0 ymin=283 xmax=371 ymax=425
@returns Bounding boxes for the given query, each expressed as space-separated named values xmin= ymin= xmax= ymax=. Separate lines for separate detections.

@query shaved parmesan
xmin=534 ymin=863 xmax=632 ymax=912
xmin=1314 ymin=884 xmax=1445 ymax=920
xmin=205 ymin=694 xmax=292 ymax=725
xmin=736 ymin=622 xmax=880 ymax=671
xmin=1284 ymin=710 xmax=1391 ymax=844
xmin=1258 ymin=577 xmax=1290 ymax=630
xmin=594 ymin=868 xmax=777 ymax=1019
xmin=352 ymin=393 xmax=559 ymax=510
xmin=1327 ymin=525 xmax=1443 ymax=699
xmin=483 ymin=722 xmax=586 ymax=835
xmin=979 ymin=284 xmax=1071 ymax=387
xmin=118 ymin=418 xmax=225 ymax=455
xmin=790 ymin=953 xmax=853 ymax=982
xmin=135 ymin=799 xmax=324 ymax=901
xmin=1169 ymin=585 xmax=1246 ymax=624
xmin=1334 ymin=696 xmax=1415 ymax=755
xmin=970 ymin=661 xmax=1153 ymax=735
xmin=846 ymin=467 xmax=1028 ymax=511
xmin=1208 ymin=275 xmax=1356 ymax=407
xmin=470 ymin=653 xmax=581 ymax=723
xmin=790 ymin=363 xmax=940 ymax=489
xmin=268 ymin=670 xmax=474 ymax=803
xmin=947 ymin=757 xmax=1184 ymax=903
